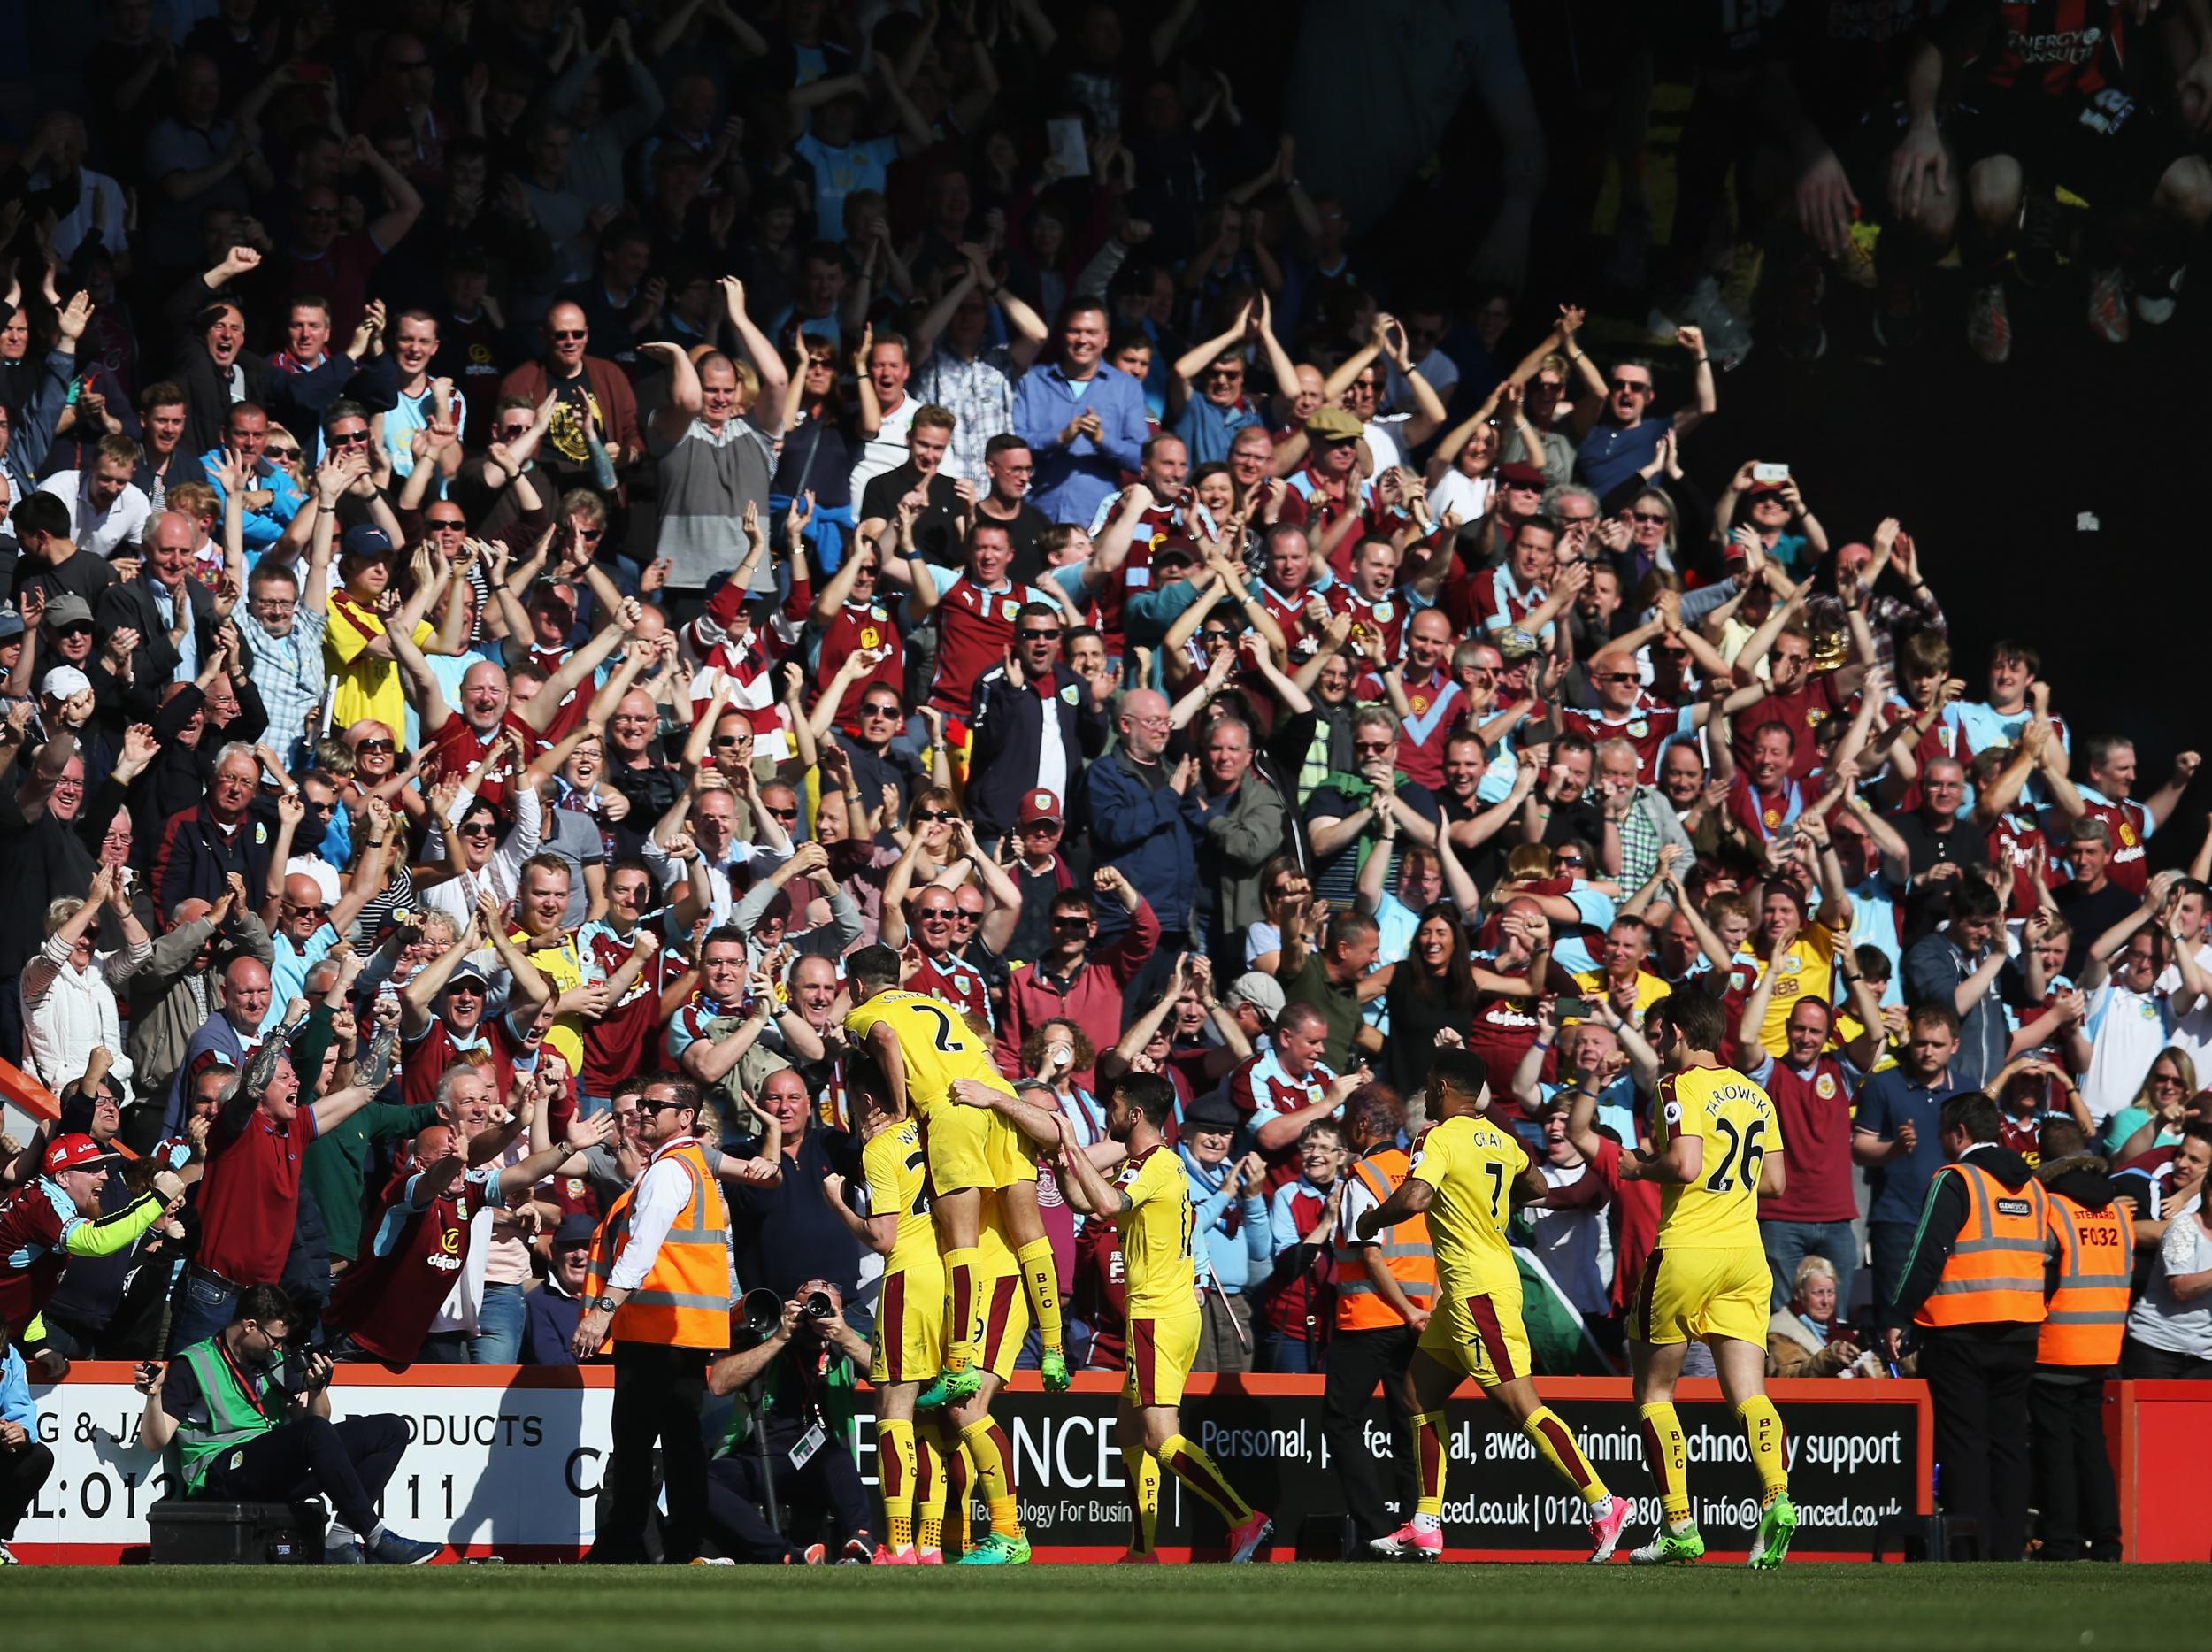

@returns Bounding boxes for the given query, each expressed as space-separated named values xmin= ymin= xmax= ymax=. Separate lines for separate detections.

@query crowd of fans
xmin=2 ymin=0 xmax=2211 ymax=1568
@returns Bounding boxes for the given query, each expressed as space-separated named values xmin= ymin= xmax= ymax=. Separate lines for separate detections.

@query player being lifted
xmin=1353 ymin=1048 xmax=1630 ymax=1563
xmin=960 ymin=1070 xmax=1274 ymax=1564
xmin=843 ymin=944 xmax=1051 ymax=1565
xmin=1617 ymin=989 xmax=1797 ymax=1567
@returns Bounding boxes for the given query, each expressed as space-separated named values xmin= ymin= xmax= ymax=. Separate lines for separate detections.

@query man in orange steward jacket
xmin=2028 ymin=1118 xmax=2131 ymax=1564
xmin=575 ymin=1072 xmax=735 ymax=1564
xmin=1323 ymin=1089 xmax=1433 ymax=1556
xmin=1884 ymin=1093 xmax=2054 ymax=1563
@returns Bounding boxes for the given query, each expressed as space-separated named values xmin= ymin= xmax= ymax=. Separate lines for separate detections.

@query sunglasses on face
xmin=551 ymin=329 xmax=588 ymax=342
xmin=354 ymin=738 xmax=396 ymax=754
xmin=1592 ymin=672 xmax=1640 ymax=685
xmin=764 ymin=805 xmax=799 ymax=819
xmin=328 ymin=429 xmax=370 ymax=446
xmin=914 ymin=808 xmax=955 ymax=822
xmin=712 ymin=734 xmax=749 ymax=748
xmin=1630 ymin=511 xmax=1671 ymax=524
xmin=1017 ymin=629 xmax=1063 ymax=642
xmin=1555 ymin=856 xmax=1586 ymax=870
xmin=1019 ymin=820 xmax=1060 ymax=834
xmin=428 ymin=518 xmax=465 ymax=531
xmin=918 ymin=908 xmax=956 ymax=923
xmin=861 ymin=703 xmax=902 ymax=718
xmin=457 ymin=822 xmax=497 ymax=837
xmin=1611 ymin=379 xmax=1652 ymax=395
xmin=498 ymin=423 xmax=534 ymax=439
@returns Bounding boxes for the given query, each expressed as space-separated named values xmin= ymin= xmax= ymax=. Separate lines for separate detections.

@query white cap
xmin=42 ymin=665 xmax=93 ymax=701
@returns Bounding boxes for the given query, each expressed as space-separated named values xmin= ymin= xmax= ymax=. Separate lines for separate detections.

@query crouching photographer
xmin=135 ymin=1284 xmax=445 ymax=1564
xmin=699 ymin=1280 xmax=875 ymax=1564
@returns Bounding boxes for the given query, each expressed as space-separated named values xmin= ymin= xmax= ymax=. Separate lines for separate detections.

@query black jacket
xmin=96 ymin=572 xmax=251 ymax=693
xmin=1885 ymin=1143 xmax=2047 ymax=1341
xmin=965 ymin=662 xmax=1110 ymax=840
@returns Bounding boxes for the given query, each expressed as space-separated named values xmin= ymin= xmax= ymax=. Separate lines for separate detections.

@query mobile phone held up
xmin=1751 ymin=463 xmax=1790 ymax=485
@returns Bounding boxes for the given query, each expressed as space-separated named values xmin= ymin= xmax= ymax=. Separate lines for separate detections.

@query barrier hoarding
xmin=12 ymin=1365 xmax=1928 ymax=1563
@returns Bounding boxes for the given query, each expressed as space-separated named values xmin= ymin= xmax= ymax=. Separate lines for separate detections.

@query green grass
xmin=2 ymin=1564 xmax=2202 ymax=1650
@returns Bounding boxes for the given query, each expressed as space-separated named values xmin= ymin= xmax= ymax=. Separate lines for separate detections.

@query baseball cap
xmin=1497 ymin=461 xmax=1548 ymax=488
xmin=0 ymin=608 xmax=23 ymax=642
xmin=1303 ymin=407 xmax=1364 ymax=442
xmin=41 ymin=593 xmax=94 ymax=630
xmin=1493 ymin=627 xmax=1541 ymax=662
xmin=44 ymin=1133 xmax=121 ymax=1175
xmin=341 ymin=523 xmax=397 ymax=560
xmin=42 ymin=665 xmax=93 ymax=701
xmin=1223 ymin=971 xmax=1286 ymax=1018
xmin=551 ymin=1212 xmax=597 ymax=1249
xmin=1149 ymin=542 xmax=1196 ymax=572
xmin=446 ymin=960 xmax=492 ymax=991
xmin=1017 ymin=789 xmax=1062 ymax=827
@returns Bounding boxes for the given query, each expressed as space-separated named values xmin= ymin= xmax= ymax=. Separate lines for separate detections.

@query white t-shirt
xmin=1429 ymin=469 xmax=1494 ymax=526
xmin=2159 ymin=940 xmax=2212 ymax=1075
xmin=849 ymin=395 xmax=919 ymax=502
xmin=2080 ymin=978 xmax=2176 ymax=1124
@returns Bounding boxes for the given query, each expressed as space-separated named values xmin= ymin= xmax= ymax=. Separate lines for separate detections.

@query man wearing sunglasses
xmin=965 ymin=604 xmax=1110 ymax=842
xmin=498 ymin=301 xmax=642 ymax=486
xmin=1567 ymin=326 xmax=1716 ymax=500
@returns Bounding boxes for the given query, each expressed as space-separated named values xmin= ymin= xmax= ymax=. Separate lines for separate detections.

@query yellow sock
xmin=1524 ymin=1405 xmax=1608 ymax=1507
xmin=959 ymin=1418 xmax=1022 ymax=1537
xmin=1411 ymin=1410 xmax=1448 ymax=1518
xmin=1122 ymin=1446 xmax=1161 ymax=1554
xmin=1159 ymin=1432 xmax=1255 ymax=1525
xmin=1017 ymin=1235 xmax=1064 ymax=1354
xmin=879 ymin=1418 xmax=916 ymax=1549
xmin=1638 ymin=1402 xmax=1692 ymax=1525
xmin=915 ymin=1424 xmax=944 ymax=1551
xmin=944 ymin=1249 xmax=983 ymax=1368
xmin=1736 ymin=1395 xmax=1789 ymax=1502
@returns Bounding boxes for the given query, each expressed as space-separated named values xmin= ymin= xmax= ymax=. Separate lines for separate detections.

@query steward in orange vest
xmin=2028 ymin=1124 xmax=2131 ymax=1563
xmin=1884 ymin=1094 xmax=2055 ymax=1563
xmin=1321 ymin=1093 xmax=1433 ymax=1551
xmin=572 ymin=1080 xmax=734 ymax=1564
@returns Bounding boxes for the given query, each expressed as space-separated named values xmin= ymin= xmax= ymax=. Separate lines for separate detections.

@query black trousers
xmin=1 ymin=1441 xmax=57 ymax=1540
xmin=198 ymin=1414 xmax=407 ymax=1537
xmin=703 ymin=1445 xmax=872 ymax=1562
xmin=1921 ymin=1330 xmax=2036 ymax=1561
xmin=1319 ymin=1324 xmax=1417 ymax=1544
xmin=596 ymin=1341 xmax=709 ymax=1564
xmin=2028 ymin=1372 xmax=2120 ymax=1561
xmin=2121 ymin=1336 xmax=2212 ymax=1379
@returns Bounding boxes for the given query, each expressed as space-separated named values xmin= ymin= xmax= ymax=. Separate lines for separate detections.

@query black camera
xmin=801 ymin=1291 xmax=835 ymax=1322
xmin=275 ymin=1348 xmax=328 ymax=1397
xmin=738 ymin=1287 xmax=785 ymax=1343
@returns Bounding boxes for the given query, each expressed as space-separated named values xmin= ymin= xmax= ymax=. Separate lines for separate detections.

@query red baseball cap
xmin=44 ymin=1133 xmax=120 ymax=1175
xmin=1017 ymin=789 xmax=1063 ymax=826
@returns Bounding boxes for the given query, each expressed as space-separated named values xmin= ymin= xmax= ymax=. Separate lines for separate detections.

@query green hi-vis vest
xmin=174 ymin=1338 xmax=280 ymax=1494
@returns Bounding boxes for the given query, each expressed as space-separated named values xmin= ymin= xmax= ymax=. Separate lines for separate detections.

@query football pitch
xmin=3 ymin=1564 xmax=2202 ymax=1650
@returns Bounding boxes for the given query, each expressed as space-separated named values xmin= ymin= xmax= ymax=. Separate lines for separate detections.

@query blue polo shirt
xmin=1573 ymin=416 xmax=1669 ymax=498
xmin=1854 ymin=1065 xmax=1955 ymax=1226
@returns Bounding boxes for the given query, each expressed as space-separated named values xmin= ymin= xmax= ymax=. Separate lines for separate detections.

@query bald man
xmin=96 ymin=509 xmax=233 ymax=688
xmin=1083 ymin=686 xmax=1202 ymax=961
xmin=163 ymin=951 xmax=279 ymax=1132
xmin=265 ymin=867 xmax=376 ymax=1025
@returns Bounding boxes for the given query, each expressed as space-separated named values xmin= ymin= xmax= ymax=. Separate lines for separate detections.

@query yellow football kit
xmin=1635 ymin=1064 xmax=1785 ymax=1348
xmin=864 ymin=1120 xmax=945 ymax=1386
xmin=1115 ymin=1145 xmax=1201 ymax=1407
xmin=844 ymin=990 xmax=1031 ymax=1194
xmin=1407 ymin=1113 xmax=1533 ymax=1387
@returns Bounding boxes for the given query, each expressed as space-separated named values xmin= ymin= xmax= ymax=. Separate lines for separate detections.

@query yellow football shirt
xmin=1407 ymin=1112 xmax=1529 ymax=1300
xmin=1116 ymin=1145 xmax=1196 ymax=1318
xmin=843 ymin=990 xmax=1016 ymax=1115
xmin=513 ymin=928 xmax=587 ymax=1076
xmin=861 ymin=1120 xmax=936 ymax=1275
xmin=1650 ymin=1064 xmax=1783 ymax=1249
xmin=1749 ymin=921 xmax=1838 ymax=1058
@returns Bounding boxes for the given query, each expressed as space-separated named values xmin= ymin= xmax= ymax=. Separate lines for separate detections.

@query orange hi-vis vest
xmin=1333 ymin=1148 xmax=1437 ymax=1333
xmin=1915 ymin=1160 xmax=2050 ymax=1331
xmin=2037 ymin=1191 xmax=2130 ymax=1368
xmin=585 ymin=1140 xmax=733 ymax=1350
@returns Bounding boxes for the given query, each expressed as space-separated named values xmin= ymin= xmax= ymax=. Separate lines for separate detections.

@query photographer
xmin=136 ymin=1283 xmax=444 ymax=1564
xmin=700 ymin=1279 xmax=874 ymax=1564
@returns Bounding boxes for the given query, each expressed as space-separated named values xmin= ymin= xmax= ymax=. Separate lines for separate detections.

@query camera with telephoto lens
xmin=801 ymin=1291 xmax=835 ymax=1322
xmin=737 ymin=1287 xmax=785 ymax=1344
xmin=274 ymin=1342 xmax=329 ymax=1397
